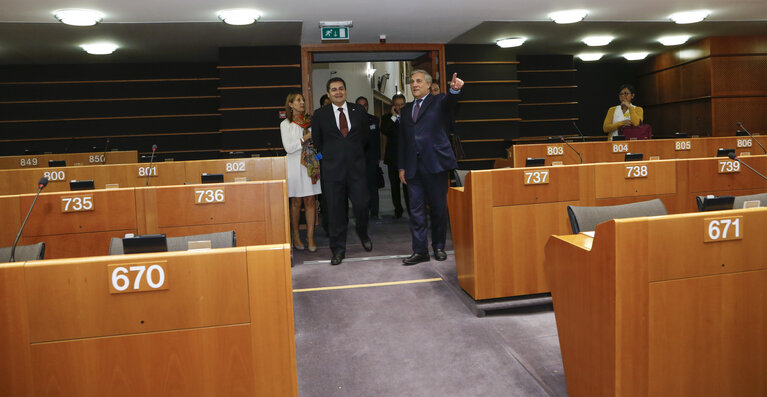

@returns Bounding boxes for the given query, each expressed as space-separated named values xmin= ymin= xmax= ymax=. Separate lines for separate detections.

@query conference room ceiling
xmin=1 ymin=0 xmax=766 ymax=64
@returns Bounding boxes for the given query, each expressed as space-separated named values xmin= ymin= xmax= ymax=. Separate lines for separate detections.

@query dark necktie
xmin=338 ymin=107 xmax=349 ymax=137
xmin=412 ymin=99 xmax=422 ymax=122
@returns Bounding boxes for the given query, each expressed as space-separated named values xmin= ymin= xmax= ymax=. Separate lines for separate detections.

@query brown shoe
xmin=292 ymin=235 xmax=305 ymax=250
xmin=307 ymin=239 xmax=317 ymax=252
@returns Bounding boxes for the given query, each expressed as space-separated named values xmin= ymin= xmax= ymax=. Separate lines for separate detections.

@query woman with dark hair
xmin=603 ymin=84 xmax=644 ymax=140
xmin=280 ymin=93 xmax=321 ymax=252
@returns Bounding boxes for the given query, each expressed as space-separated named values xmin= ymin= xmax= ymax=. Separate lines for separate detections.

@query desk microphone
xmin=146 ymin=144 xmax=157 ymax=186
xmin=572 ymin=121 xmax=586 ymax=142
xmin=560 ymin=136 xmax=583 ymax=164
xmin=9 ymin=177 xmax=48 ymax=262
xmin=736 ymin=122 xmax=766 ymax=154
xmin=728 ymin=152 xmax=767 ymax=181
xmin=102 ymin=138 xmax=110 ymax=165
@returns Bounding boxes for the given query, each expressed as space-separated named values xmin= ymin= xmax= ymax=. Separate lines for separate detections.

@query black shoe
xmin=330 ymin=253 xmax=345 ymax=266
xmin=402 ymin=252 xmax=430 ymax=266
xmin=434 ymin=249 xmax=447 ymax=261
xmin=393 ymin=210 xmax=403 ymax=219
xmin=360 ymin=235 xmax=373 ymax=252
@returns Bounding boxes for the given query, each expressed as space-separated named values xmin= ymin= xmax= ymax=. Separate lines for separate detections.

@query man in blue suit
xmin=398 ymin=70 xmax=464 ymax=265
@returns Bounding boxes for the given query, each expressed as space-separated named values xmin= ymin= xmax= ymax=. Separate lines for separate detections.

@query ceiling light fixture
xmin=658 ymin=35 xmax=690 ymax=46
xmin=548 ymin=9 xmax=588 ymax=24
xmin=577 ymin=53 xmax=603 ymax=62
xmin=582 ymin=35 xmax=614 ymax=47
xmin=496 ymin=37 xmax=527 ymax=48
xmin=669 ymin=10 xmax=710 ymax=24
xmin=80 ymin=42 xmax=118 ymax=55
xmin=54 ymin=9 xmax=104 ymax=26
xmin=217 ymin=9 xmax=262 ymax=25
xmin=623 ymin=52 xmax=649 ymax=61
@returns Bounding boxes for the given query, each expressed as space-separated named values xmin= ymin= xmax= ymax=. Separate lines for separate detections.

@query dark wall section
xmin=218 ymin=46 xmax=302 ymax=158
xmin=446 ymin=44 xmax=519 ymax=170
xmin=0 ymin=63 xmax=221 ymax=160
xmin=575 ymin=60 xmax=644 ymax=138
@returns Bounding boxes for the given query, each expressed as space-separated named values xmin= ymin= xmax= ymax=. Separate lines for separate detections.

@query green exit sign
xmin=321 ymin=26 xmax=349 ymax=41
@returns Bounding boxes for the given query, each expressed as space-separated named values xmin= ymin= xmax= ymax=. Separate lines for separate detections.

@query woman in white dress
xmin=280 ymin=93 xmax=321 ymax=252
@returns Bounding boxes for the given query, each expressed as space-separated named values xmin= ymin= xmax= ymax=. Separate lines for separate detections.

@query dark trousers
xmin=365 ymin=164 xmax=380 ymax=217
xmin=406 ymin=163 xmax=449 ymax=254
xmin=387 ymin=166 xmax=409 ymax=215
xmin=324 ymin=176 xmax=369 ymax=256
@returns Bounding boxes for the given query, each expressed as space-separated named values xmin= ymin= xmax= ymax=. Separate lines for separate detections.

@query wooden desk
xmin=0 ymin=157 xmax=286 ymax=195
xmin=0 ymin=150 xmax=138 ymax=170
xmin=512 ymin=136 xmax=767 ymax=167
xmin=0 ymin=245 xmax=297 ymax=397
xmin=1 ymin=181 xmax=289 ymax=259
xmin=544 ymin=208 xmax=767 ymax=397
xmin=447 ymin=156 xmax=767 ymax=300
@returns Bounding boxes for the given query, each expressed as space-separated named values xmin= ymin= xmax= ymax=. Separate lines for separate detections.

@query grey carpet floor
xmin=290 ymin=187 xmax=568 ymax=397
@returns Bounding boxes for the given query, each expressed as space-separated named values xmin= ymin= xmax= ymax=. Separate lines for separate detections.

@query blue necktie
xmin=412 ymin=99 xmax=422 ymax=122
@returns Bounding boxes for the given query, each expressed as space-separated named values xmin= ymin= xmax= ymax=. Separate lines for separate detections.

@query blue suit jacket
xmin=397 ymin=92 xmax=459 ymax=178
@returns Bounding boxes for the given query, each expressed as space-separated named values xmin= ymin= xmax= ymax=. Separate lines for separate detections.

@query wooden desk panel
xmin=512 ymin=136 xmax=767 ymax=167
xmin=183 ymin=157 xmax=287 ymax=184
xmin=25 ymin=249 xmax=250 ymax=342
xmin=0 ymin=195 xmax=22 ymax=246
xmin=92 ymin=162 xmax=187 ymax=188
xmin=545 ymin=208 xmax=767 ymax=396
xmin=687 ymin=156 xmax=767 ymax=193
xmin=0 ymin=151 xmax=138 ymax=170
xmin=20 ymin=230 xmax=137 ymax=259
xmin=491 ymin=166 xmax=581 ymax=206
xmin=593 ymin=160 xmax=677 ymax=199
xmin=0 ymin=245 xmax=297 ymax=397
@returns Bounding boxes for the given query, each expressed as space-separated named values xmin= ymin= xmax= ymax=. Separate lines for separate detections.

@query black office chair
xmin=0 ymin=242 xmax=46 ymax=262
xmin=567 ymin=199 xmax=668 ymax=233
xmin=109 ymin=231 xmax=236 ymax=255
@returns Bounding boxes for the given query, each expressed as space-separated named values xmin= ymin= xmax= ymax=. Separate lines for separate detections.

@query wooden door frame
xmin=301 ymin=43 xmax=445 ymax=113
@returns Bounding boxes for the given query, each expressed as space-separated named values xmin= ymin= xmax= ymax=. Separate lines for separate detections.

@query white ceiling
xmin=1 ymin=0 xmax=766 ymax=64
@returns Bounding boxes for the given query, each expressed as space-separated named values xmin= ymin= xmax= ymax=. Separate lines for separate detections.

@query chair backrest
xmin=454 ymin=170 xmax=469 ymax=187
xmin=733 ymin=192 xmax=767 ymax=209
xmin=109 ymin=231 xmax=236 ymax=255
xmin=0 ymin=242 xmax=46 ymax=263
xmin=567 ymin=199 xmax=668 ymax=233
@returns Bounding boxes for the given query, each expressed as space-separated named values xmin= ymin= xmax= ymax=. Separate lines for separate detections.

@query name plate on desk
xmin=718 ymin=160 xmax=740 ymax=174
xmin=612 ymin=143 xmax=629 ymax=153
xmin=524 ymin=170 xmax=550 ymax=185
xmin=195 ymin=187 xmax=225 ymax=204
xmin=137 ymin=165 xmax=158 ymax=177
xmin=704 ymin=216 xmax=742 ymax=242
xmin=625 ymin=165 xmax=648 ymax=178
xmin=674 ymin=140 xmax=691 ymax=151
xmin=43 ymin=170 xmax=66 ymax=182
xmin=61 ymin=195 xmax=94 ymax=212
xmin=109 ymin=261 xmax=169 ymax=294
xmin=225 ymin=161 xmax=246 ymax=172
xmin=546 ymin=146 xmax=564 ymax=156
xmin=20 ymin=157 xmax=39 ymax=167
xmin=737 ymin=138 xmax=752 ymax=148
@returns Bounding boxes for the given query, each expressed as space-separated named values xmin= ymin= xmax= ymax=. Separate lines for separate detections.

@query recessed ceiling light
xmin=217 ymin=9 xmax=262 ymax=25
xmin=669 ymin=10 xmax=710 ymax=24
xmin=623 ymin=52 xmax=649 ymax=61
xmin=658 ymin=35 xmax=690 ymax=46
xmin=582 ymin=36 xmax=614 ymax=47
xmin=548 ymin=9 xmax=588 ymax=24
xmin=496 ymin=37 xmax=527 ymax=48
xmin=577 ymin=53 xmax=603 ymax=62
xmin=54 ymin=9 xmax=104 ymax=26
xmin=80 ymin=42 xmax=118 ymax=55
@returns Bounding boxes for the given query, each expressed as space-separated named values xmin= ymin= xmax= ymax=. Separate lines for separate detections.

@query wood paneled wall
xmin=638 ymin=36 xmax=767 ymax=138
xmin=218 ymin=46 xmax=302 ymax=157
xmin=0 ymin=63 xmax=221 ymax=159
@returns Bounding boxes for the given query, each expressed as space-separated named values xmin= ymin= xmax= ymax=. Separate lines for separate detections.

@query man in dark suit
xmin=380 ymin=94 xmax=409 ymax=218
xmin=355 ymin=96 xmax=381 ymax=219
xmin=398 ymin=71 xmax=464 ymax=265
xmin=313 ymin=77 xmax=373 ymax=265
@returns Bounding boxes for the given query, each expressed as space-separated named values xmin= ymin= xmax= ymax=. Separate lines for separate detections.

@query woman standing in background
xmin=280 ymin=93 xmax=321 ymax=252
xmin=603 ymin=84 xmax=644 ymax=140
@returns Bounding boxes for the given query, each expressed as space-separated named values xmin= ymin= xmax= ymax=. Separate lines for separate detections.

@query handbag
xmin=619 ymin=123 xmax=652 ymax=140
